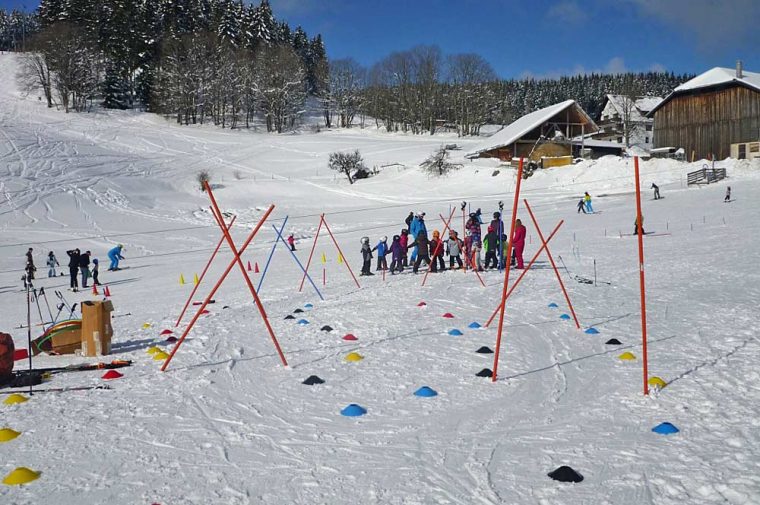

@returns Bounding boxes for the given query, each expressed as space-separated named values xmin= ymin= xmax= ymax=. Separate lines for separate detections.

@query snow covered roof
xmin=603 ymin=95 xmax=662 ymax=122
xmin=649 ymin=67 xmax=760 ymax=116
xmin=465 ymin=100 xmax=597 ymax=158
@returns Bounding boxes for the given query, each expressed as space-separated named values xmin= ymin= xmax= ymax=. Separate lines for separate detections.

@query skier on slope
xmin=429 ymin=230 xmax=446 ymax=273
xmin=66 ymin=248 xmax=80 ymax=291
xmin=79 ymin=250 xmax=91 ymax=289
xmin=483 ymin=225 xmax=499 ymax=269
xmin=409 ymin=231 xmax=431 ymax=274
xmin=399 ymin=229 xmax=409 ymax=268
xmin=577 ymin=198 xmax=587 ymax=213
xmin=24 ymin=248 xmax=36 ymax=282
xmin=409 ymin=213 xmax=427 ymax=263
xmin=584 ymin=192 xmax=594 ymax=213
xmin=107 ymin=244 xmax=125 ymax=271
xmin=287 ymin=234 xmax=296 ymax=252
xmin=47 ymin=251 xmax=59 ymax=277
xmin=651 ymin=183 xmax=660 ymax=200
xmin=724 ymin=186 xmax=731 ymax=203
xmin=446 ymin=230 xmax=464 ymax=270
xmin=466 ymin=213 xmax=483 ymax=271
xmin=389 ymin=235 xmax=404 ymax=274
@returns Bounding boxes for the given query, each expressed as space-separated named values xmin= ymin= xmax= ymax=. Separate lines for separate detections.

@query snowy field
xmin=1 ymin=52 xmax=760 ymax=504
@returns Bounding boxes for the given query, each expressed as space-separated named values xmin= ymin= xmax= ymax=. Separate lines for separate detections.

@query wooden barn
xmin=465 ymin=100 xmax=598 ymax=162
xmin=649 ymin=63 xmax=760 ymax=161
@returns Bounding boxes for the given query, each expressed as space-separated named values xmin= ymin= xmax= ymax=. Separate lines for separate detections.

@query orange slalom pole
xmin=484 ymin=219 xmax=563 ymax=327
xmin=492 ymin=158 xmax=524 ymax=382
xmin=524 ymin=200 xmax=580 ymax=329
xmin=634 ymin=156 xmax=649 ymax=395
xmin=205 ymin=187 xmax=287 ymax=367
xmin=162 ymin=204 xmax=274 ymax=372
xmin=421 ymin=208 xmax=456 ymax=286
xmin=175 ymin=215 xmax=237 ymax=327
xmin=299 ymin=216 xmax=324 ymax=292
xmin=321 ymin=215 xmax=361 ymax=289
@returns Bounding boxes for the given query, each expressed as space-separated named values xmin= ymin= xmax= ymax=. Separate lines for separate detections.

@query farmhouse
xmin=596 ymin=94 xmax=662 ymax=150
xmin=465 ymin=100 xmax=598 ymax=162
xmin=649 ymin=63 xmax=760 ymax=161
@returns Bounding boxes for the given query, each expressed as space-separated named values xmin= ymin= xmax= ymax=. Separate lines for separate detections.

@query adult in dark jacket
xmin=79 ymin=250 xmax=91 ymax=288
xmin=360 ymin=237 xmax=374 ymax=276
xmin=405 ymin=212 xmax=414 ymax=229
xmin=24 ymin=247 xmax=36 ymax=281
xmin=409 ymin=231 xmax=431 ymax=274
xmin=67 ymin=249 xmax=80 ymax=291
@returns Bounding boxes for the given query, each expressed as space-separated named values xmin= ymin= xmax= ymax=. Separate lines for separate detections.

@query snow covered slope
xmin=1 ymin=53 xmax=760 ymax=504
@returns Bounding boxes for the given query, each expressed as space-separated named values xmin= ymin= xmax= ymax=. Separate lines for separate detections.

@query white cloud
xmin=520 ymin=57 xmax=628 ymax=79
xmin=625 ymin=0 xmax=760 ymax=52
xmin=649 ymin=63 xmax=667 ymax=73
xmin=604 ymin=57 xmax=627 ymax=74
xmin=546 ymin=1 xmax=587 ymax=24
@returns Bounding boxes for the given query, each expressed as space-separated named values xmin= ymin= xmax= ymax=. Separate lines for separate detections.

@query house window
xmin=738 ymin=144 xmax=746 ymax=159
xmin=646 ymin=125 xmax=652 ymax=131
xmin=645 ymin=137 xmax=649 ymax=143
xmin=617 ymin=137 xmax=623 ymax=143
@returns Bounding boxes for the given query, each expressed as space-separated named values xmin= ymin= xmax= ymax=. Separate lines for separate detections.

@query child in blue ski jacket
xmin=107 ymin=245 xmax=125 ymax=271
xmin=372 ymin=236 xmax=389 ymax=271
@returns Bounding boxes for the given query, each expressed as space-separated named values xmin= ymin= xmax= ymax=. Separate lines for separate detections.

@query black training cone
xmin=320 ymin=325 xmax=333 ymax=332
xmin=548 ymin=466 xmax=583 ymax=483
xmin=476 ymin=368 xmax=493 ymax=377
xmin=222 ymin=305 xmax=230 ymax=309
xmin=284 ymin=315 xmax=296 ymax=320
xmin=605 ymin=338 xmax=622 ymax=345
xmin=476 ymin=346 xmax=494 ymax=354
xmin=302 ymin=375 xmax=325 ymax=385
xmin=293 ymin=308 xmax=304 ymax=314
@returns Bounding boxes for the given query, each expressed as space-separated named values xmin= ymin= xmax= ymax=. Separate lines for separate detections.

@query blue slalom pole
xmin=272 ymin=223 xmax=325 ymax=301
xmin=257 ymin=216 xmax=288 ymax=293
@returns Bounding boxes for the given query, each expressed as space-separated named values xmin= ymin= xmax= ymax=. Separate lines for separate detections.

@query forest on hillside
xmin=1 ymin=2 xmax=692 ymax=135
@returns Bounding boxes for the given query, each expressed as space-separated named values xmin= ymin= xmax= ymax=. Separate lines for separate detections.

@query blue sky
xmin=4 ymin=0 xmax=759 ymax=78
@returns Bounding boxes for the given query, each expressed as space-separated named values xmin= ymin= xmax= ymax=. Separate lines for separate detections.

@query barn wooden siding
xmin=653 ymin=85 xmax=760 ymax=160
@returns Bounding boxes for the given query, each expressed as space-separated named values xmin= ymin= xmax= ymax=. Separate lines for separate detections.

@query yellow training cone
xmin=179 ymin=274 xmax=186 ymax=285
xmin=337 ymin=254 xmax=344 ymax=264
xmin=146 ymin=346 xmax=161 ymax=355
xmin=3 ymin=394 xmax=28 ymax=406
xmin=321 ymin=252 xmax=327 ymax=265
xmin=344 ymin=352 xmax=364 ymax=362
xmin=3 ymin=467 xmax=40 ymax=485
xmin=142 ymin=323 xmax=152 ymax=329
xmin=0 ymin=428 xmax=21 ymax=443
xmin=648 ymin=376 xmax=667 ymax=389
xmin=618 ymin=352 xmax=636 ymax=361
xmin=153 ymin=351 xmax=170 ymax=361
xmin=193 ymin=273 xmax=199 ymax=285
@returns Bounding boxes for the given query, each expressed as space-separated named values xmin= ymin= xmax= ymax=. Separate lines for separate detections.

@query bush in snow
xmin=328 ymin=150 xmax=369 ymax=184
xmin=420 ymin=146 xmax=462 ymax=177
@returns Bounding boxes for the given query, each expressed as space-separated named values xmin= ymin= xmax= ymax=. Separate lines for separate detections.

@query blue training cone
xmin=584 ymin=327 xmax=600 ymax=334
xmin=448 ymin=329 xmax=463 ymax=336
xmin=560 ymin=314 xmax=571 ymax=320
xmin=340 ymin=404 xmax=367 ymax=417
xmin=414 ymin=386 xmax=438 ymax=398
xmin=548 ymin=302 xmax=559 ymax=308
xmin=304 ymin=303 xmax=314 ymax=309
xmin=652 ymin=422 xmax=679 ymax=435
xmin=297 ymin=319 xmax=309 ymax=325
xmin=468 ymin=322 xmax=482 ymax=329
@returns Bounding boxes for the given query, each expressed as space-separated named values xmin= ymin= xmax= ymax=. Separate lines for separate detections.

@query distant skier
xmin=46 ymin=251 xmax=59 ymax=277
xmin=92 ymin=258 xmax=101 ymax=286
xmin=584 ymin=192 xmax=594 ymax=213
xmin=359 ymin=237 xmax=373 ymax=276
xmin=404 ymin=211 xmax=414 ymax=229
xmin=66 ymin=248 xmax=80 ymax=291
xmin=107 ymin=244 xmax=125 ymax=271
xmin=287 ymin=234 xmax=296 ymax=252
xmin=651 ymin=183 xmax=660 ymax=200
xmin=372 ymin=236 xmax=388 ymax=271
xmin=577 ymin=198 xmax=587 ymax=213
xmin=724 ymin=186 xmax=731 ymax=203
xmin=24 ymin=248 xmax=36 ymax=281
xmin=79 ymin=250 xmax=91 ymax=288
xmin=634 ymin=215 xmax=645 ymax=235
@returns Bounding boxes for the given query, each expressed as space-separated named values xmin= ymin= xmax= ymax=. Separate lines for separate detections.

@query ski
xmin=19 ymin=360 xmax=133 ymax=375
xmin=0 ymin=385 xmax=112 ymax=395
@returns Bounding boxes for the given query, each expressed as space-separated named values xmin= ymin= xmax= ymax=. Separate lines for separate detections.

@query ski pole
xmin=557 ymin=255 xmax=573 ymax=281
xmin=39 ymin=287 xmax=54 ymax=326
xmin=55 ymin=290 xmax=72 ymax=312
xmin=68 ymin=302 xmax=78 ymax=319
xmin=32 ymin=288 xmax=46 ymax=329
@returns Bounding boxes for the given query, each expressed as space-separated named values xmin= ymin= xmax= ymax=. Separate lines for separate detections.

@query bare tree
xmin=327 ymin=58 xmax=366 ymax=128
xmin=447 ymin=53 xmax=497 ymax=136
xmin=328 ymin=150 xmax=368 ymax=184
xmin=16 ymin=32 xmax=54 ymax=107
xmin=617 ymin=75 xmax=644 ymax=147
xmin=420 ymin=146 xmax=462 ymax=176
xmin=254 ymin=45 xmax=306 ymax=133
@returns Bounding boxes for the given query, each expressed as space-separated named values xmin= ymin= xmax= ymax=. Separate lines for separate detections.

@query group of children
xmin=359 ymin=209 xmax=527 ymax=276
xmin=24 ymin=244 xmax=127 ymax=292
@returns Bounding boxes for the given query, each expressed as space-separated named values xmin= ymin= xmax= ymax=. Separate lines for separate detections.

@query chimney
xmin=736 ymin=60 xmax=743 ymax=79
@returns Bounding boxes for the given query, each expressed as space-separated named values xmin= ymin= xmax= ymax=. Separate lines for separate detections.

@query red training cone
xmin=254 ymin=262 xmax=260 ymax=273
xmin=104 ymin=285 xmax=111 ymax=297
xmin=442 ymin=312 xmax=454 ymax=318
xmin=200 ymin=309 xmax=210 ymax=315
xmin=92 ymin=285 xmax=99 ymax=295
xmin=166 ymin=336 xmax=178 ymax=343
xmin=102 ymin=370 xmax=123 ymax=380
xmin=160 ymin=329 xmax=173 ymax=336
xmin=343 ymin=334 xmax=358 ymax=341
xmin=247 ymin=261 xmax=252 ymax=272
xmin=417 ymin=301 xmax=427 ymax=307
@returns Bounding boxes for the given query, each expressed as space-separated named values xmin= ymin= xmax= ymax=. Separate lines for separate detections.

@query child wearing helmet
xmin=372 ymin=236 xmax=389 ymax=271
xmin=429 ymin=230 xmax=446 ymax=273
xmin=359 ymin=237 xmax=374 ymax=276
xmin=483 ymin=225 xmax=498 ymax=269
xmin=389 ymin=235 xmax=404 ymax=274
xmin=446 ymin=230 xmax=464 ymax=269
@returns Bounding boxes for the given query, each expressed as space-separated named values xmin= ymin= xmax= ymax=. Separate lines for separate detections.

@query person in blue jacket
xmin=107 ymin=244 xmax=125 ymax=271
xmin=409 ymin=213 xmax=427 ymax=262
xmin=372 ymin=236 xmax=389 ymax=271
